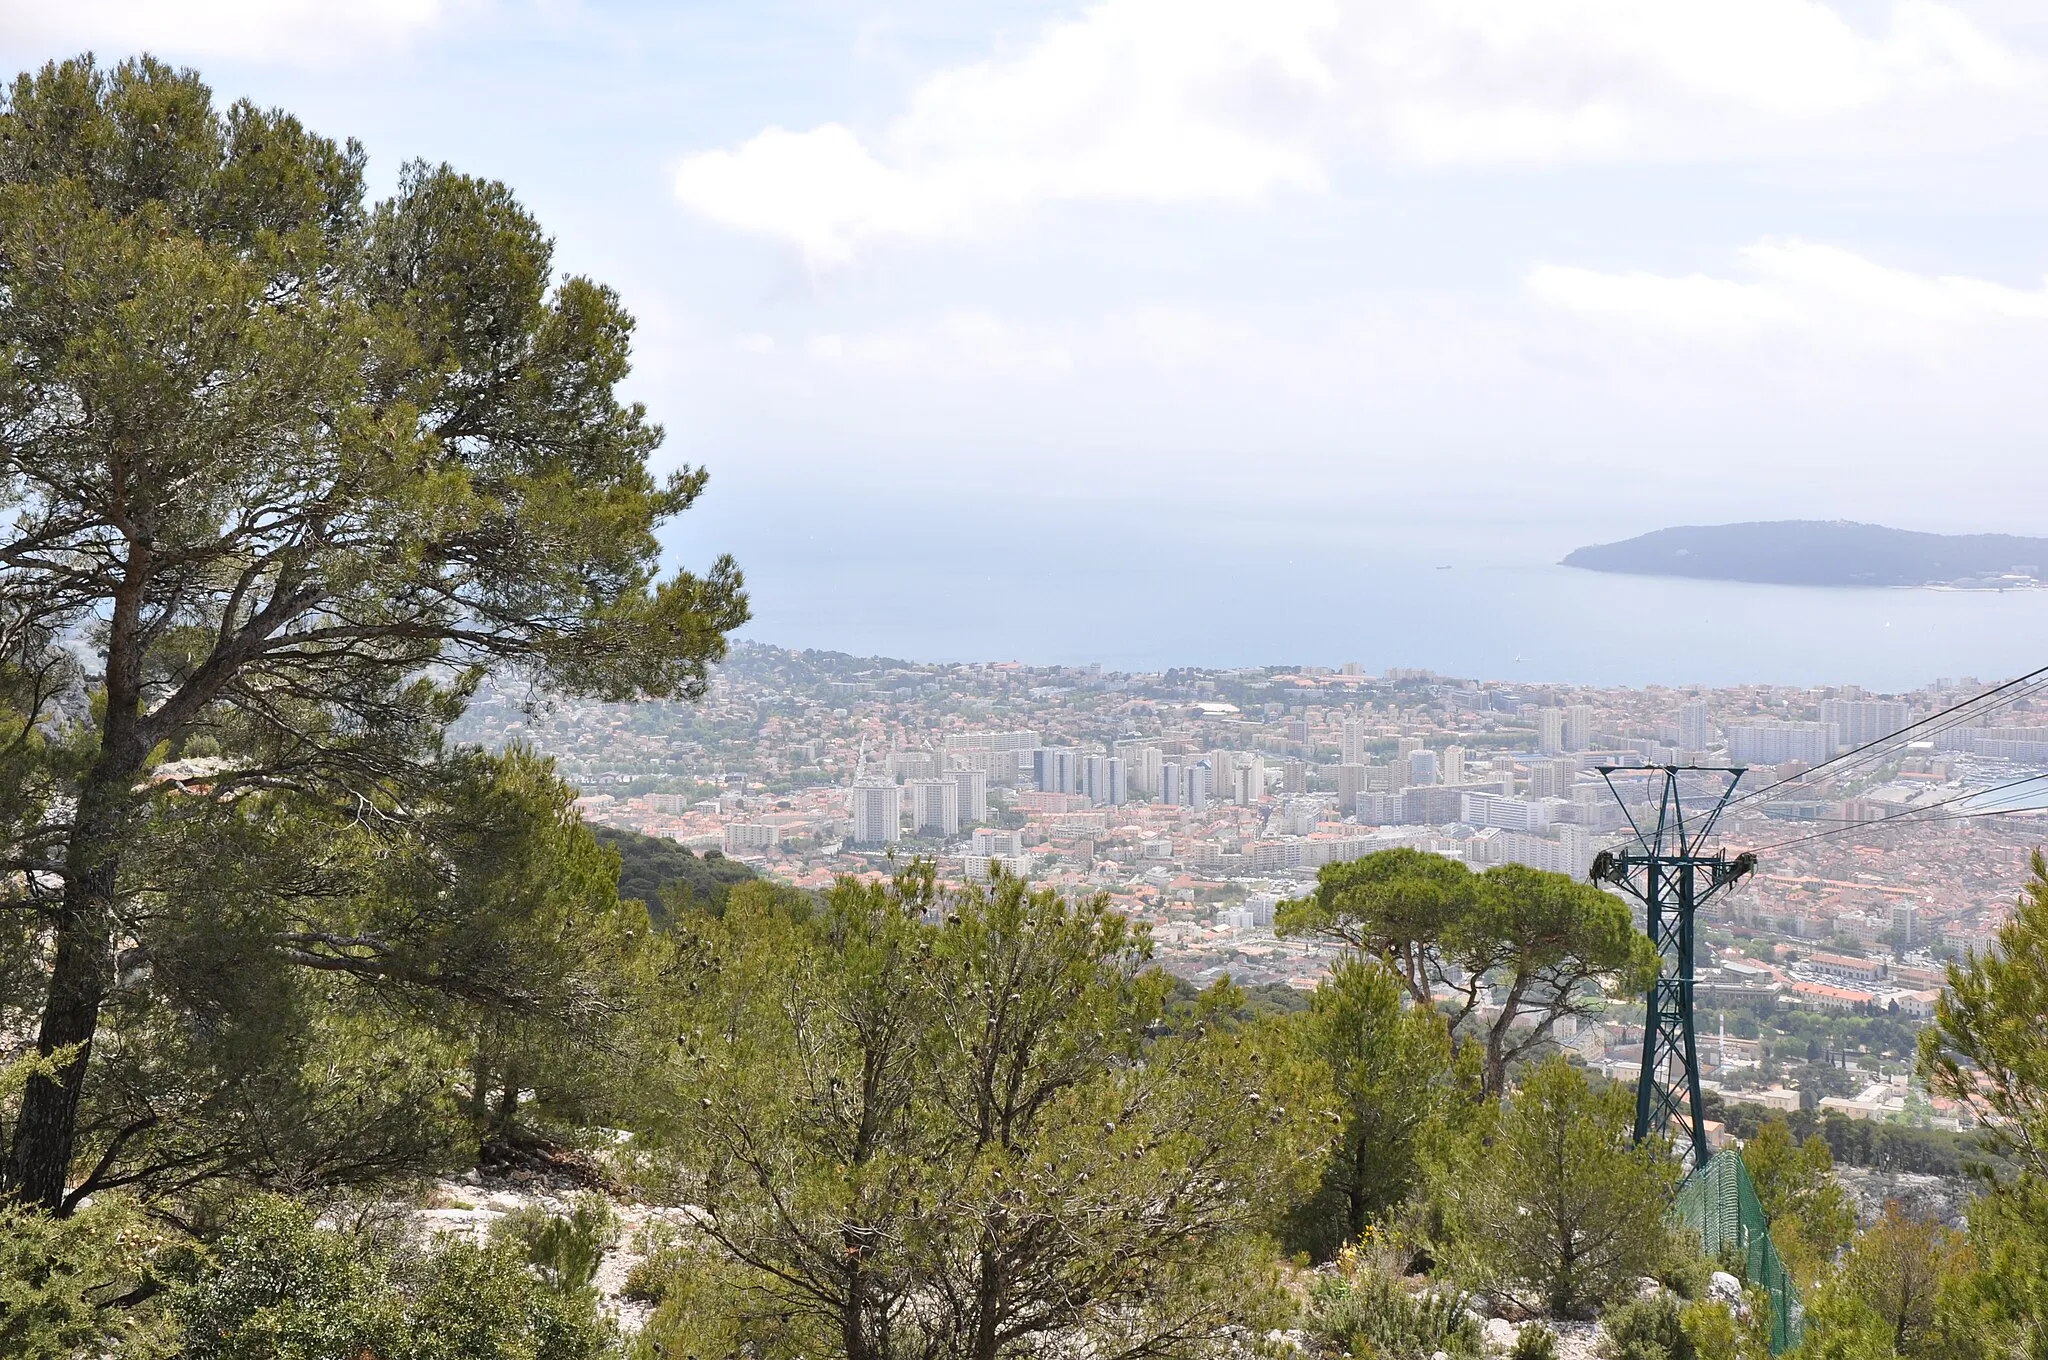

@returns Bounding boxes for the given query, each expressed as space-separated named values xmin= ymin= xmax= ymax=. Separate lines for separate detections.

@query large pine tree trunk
xmin=5 ymin=806 xmax=122 ymax=1212
xmin=5 ymin=547 xmax=150 ymax=1212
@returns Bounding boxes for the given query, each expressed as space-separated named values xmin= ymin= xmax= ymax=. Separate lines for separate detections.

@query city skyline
xmin=479 ymin=639 xmax=2039 ymax=935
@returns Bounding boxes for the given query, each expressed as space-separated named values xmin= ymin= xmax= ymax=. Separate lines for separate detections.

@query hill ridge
xmin=1562 ymin=520 xmax=2048 ymax=588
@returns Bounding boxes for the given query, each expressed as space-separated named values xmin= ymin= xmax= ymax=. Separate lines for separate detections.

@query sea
xmin=677 ymin=487 xmax=2048 ymax=692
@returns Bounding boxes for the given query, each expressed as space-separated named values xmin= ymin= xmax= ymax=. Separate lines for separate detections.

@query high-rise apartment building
xmin=1340 ymin=719 xmax=1367 ymax=767
xmin=943 ymin=747 xmax=1013 ymax=787
xmin=1890 ymin=902 xmax=1917 ymax=945
xmin=1401 ymin=785 xmax=1464 ymax=824
xmin=1161 ymin=760 xmax=1185 ymax=807
xmin=951 ymin=768 xmax=988 ymax=822
xmin=1528 ymin=756 xmax=1579 ymax=801
xmin=1441 ymin=744 xmax=1466 ymax=787
xmin=1114 ymin=737 xmax=1156 ymax=794
xmin=1678 ymin=701 xmax=1711 ymax=752
xmin=1408 ymin=749 xmax=1439 ymax=785
xmin=944 ymin=730 xmax=1042 ymax=754
xmin=1186 ymin=760 xmax=1211 ymax=812
xmin=887 ymin=749 xmax=936 ymax=780
xmin=1080 ymin=754 xmax=1127 ymax=806
xmin=905 ymin=778 xmax=960 ymax=838
xmin=1564 ymin=705 xmax=1594 ymax=752
xmin=1229 ymin=753 xmax=1264 ymax=805
xmin=1034 ymin=747 xmax=1079 ymax=794
xmin=849 ymin=782 xmax=901 ymax=847
xmin=1082 ymin=754 xmax=1107 ymax=804
xmin=971 ymin=828 xmax=1024 ymax=856
xmin=1726 ymin=721 xmax=1839 ymax=765
xmin=1538 ymin=709 xmax=1566 ymax=754
xmin=1461 ymin=792 xmax=1553 ymax=832
xmin=1820 ymin=698 xmax=1910 ymax=748
xmin=1335 ymin=763 xmax=1368 ymax=813
xmin=723 ymin=822 xmax=779 ymax=853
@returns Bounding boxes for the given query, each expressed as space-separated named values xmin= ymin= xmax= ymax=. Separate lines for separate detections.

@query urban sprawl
xmin=455 ymin=643 xmax=2045 ymax=1134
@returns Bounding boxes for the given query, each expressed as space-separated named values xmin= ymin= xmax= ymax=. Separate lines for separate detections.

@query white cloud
xmin=799 ymin=311 xmax=1076 ymax=379
xmin=674 ymin=0 xmax=2039 ymax=262
xmin=673 ymin=244 xmax=2048 ymax=507
xmin=0 ymin=0 xmax=466 ymax=65
xmin=1528 ymin=240 xmax=2048 ymax=347
xmin=676 ymin=0 xmax=1334 ymax=264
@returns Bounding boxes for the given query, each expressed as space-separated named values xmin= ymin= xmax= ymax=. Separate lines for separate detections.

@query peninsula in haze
xmin=1562 ymin=520 xmax=2048 ymax=589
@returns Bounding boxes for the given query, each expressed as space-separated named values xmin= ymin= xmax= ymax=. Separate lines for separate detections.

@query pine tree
xmin=0 ymin=55 xmax=745 ymax=1210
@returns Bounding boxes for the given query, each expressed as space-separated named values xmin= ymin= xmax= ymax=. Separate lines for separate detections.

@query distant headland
xmin=1561 ymin=521 xmax=2048 ymax=589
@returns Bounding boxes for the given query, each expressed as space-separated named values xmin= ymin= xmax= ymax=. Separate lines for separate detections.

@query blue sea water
xmin=674 ymin=486 xmax=2048 ymax=691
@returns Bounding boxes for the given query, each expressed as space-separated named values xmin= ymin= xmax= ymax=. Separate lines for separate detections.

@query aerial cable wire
xmin=1728 ymin=697 xmax=2048 ymax=820
xmin=1721 ymin=663 xmax=2048 ymax=812
xmin=1728 ymin=666 xmax=2048 ymax=809
xmin=1595 ymin=674 xmax=2048 ymax=850
xmin=1746 ymin=767 xmax=2048 ymax=854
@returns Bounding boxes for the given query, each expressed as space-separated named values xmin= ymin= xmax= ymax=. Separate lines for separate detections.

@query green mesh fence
xmin=1670 ymin=1149 xmax=1804 ymax=1354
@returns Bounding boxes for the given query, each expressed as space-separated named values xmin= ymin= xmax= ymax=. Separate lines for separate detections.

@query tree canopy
xmin=645 ymin=866 xmax=1331 ymax=1360
xmin=0 ymin=54 xmax=745 ymax=1211
xmin=590 ymin=824 xmax=758 ymax=923
xmin=1286 ymin=955 xmax=1470 ymax=1260
xmin=1445 ymin=1056 xmax=1679 ymax=1318
xmin=1278 ymin=850 xmax=1657 ymax=1092
xmin=1915 ymin=849 xmax=2048 ymax=1355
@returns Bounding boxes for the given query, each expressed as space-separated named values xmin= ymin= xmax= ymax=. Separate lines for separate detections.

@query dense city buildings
xmin=455 ymin=645 xmax=2039 ymax=1123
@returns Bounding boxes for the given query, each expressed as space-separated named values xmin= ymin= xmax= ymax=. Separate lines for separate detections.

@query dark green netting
xmin=1670 ymin=1149 xmax=1804 ymax=1354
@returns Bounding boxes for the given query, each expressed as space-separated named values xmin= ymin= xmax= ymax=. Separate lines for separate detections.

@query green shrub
xmin=172 ymin=1196 xmax=404 ymax=1360
xmin=0 ymin=1196 xmax=175 ymax=1360
xmin=1676 ymin=1297 xmax=1770 ymax=1360
xmin=1598 ymin=1292 xmax=1694 ymax=1360
xmin=1511 ymin=1323 xmax=1560 ymax=1360
xmin=1656 ymin=1232 xmax=1714 ymax=1301
xmin=493 ymin=1193 xmax=619 ymax=1294
xmin=170 ymin=1195 xmax=618 ymax=1360
xmin=634 ymin=1248 xmax=820 ymax=1360
xmin=412 ymin=1236 xmax=615 ymax=1360
xmin=1305 ymin=1262 xmax=1481 ymax=1359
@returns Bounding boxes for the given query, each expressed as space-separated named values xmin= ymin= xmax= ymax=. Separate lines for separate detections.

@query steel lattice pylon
xmin=1590 ymin=766 xmax=1757 ymax=1171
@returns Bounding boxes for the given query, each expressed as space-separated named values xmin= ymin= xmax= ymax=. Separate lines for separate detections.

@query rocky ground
xmin=1834 ymin=1165 xmax=1976 ymax=1228
xmin=410 ymin=1168 xmax=700 ymax=1335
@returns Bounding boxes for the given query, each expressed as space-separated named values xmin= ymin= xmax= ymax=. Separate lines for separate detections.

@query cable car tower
xmin=1590 ymin=766 xmax=1757 ymax=1171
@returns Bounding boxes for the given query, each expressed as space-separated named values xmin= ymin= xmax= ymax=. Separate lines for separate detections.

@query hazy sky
xmin=6 ymin=1 xmax=2048 ymax=638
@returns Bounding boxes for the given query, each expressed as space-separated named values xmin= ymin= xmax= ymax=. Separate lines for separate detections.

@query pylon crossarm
xmin=1686 ymin=767 xmax=1746 ymax=848
xmin=1598 ymin=767 xmax=1653 ymax=852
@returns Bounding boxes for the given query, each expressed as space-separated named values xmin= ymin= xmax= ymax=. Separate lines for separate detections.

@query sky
xmin=5 ymin=1 xmax=2048 ymax=670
